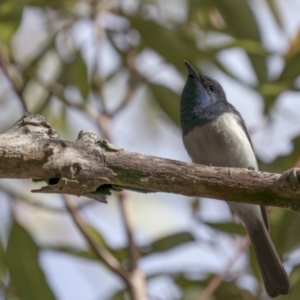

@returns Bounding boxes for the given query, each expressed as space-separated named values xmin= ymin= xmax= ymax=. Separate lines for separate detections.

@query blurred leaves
xmin=269 ymin=209 xmax=300 ymax=256
xmin=129 ymin=17 xmax=201 ymax=70
xmin=205 ymin=221 xmax=246 ymax=236
xmin=150 ymin=83 xmax=180 ymax=125
xmin=0 ymin=2 xmax=23 ymax=43
xmin=266 ymin=0 xmax=283 ymax=28
xmin=212 ymin=278 xmax=258 ymax=300
xmin=0 ymin=237 xmax=5 ymax=281
xmin=45 ymin=246 xmax=97 ymax=261
xmin=278 ymin=30 xmax=300 ymax=83
xmin=1 ymin=0 xmax=300 ymax=299
xmin=0 ymin=0 xmax=70 ymax=43
xmin=5 ymin=222 xmax=55 ymax=300
xmin=176 ymin=274 xmax=257 ymax=300
xmin=288 ymin=265 xmax=300 ymax=300
xmin=110 ymin=290 xmax=126 ymax=300
xmin=45 ymin=231 xmax=195 ymax=265
xmin=86 ymin=225 xmax=108 ymax=248
xmin=144 ymin=232 xmax=195 ymax=253
xmin=213 ymin=0 xmax=268 ymax=83
xmin=58 ymin=54 xmax=89 ymax=100
xmin=260 ymin=136 xmax=300 ymax=173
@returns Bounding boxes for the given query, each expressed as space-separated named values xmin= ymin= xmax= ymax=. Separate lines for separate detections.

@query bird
xmin=180 ymin=61 xmax=290 ymax=298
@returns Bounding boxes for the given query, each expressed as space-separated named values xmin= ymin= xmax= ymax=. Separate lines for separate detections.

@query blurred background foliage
xmin=0 ymin=0 xmax=300 ymax=299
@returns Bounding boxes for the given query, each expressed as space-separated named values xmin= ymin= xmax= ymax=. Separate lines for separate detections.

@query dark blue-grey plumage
xmin=180 ymin=61 xmax=290 ymax=298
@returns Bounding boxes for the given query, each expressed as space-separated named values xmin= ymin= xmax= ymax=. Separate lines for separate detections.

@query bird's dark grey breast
xmin=183 ymin=112 xmax=258 ymax=169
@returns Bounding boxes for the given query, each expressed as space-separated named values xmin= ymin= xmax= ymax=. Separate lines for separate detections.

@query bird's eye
xmin=209 ymin=85 xmax=216 ymax=92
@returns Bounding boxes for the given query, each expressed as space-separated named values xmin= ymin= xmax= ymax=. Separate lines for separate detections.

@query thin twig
xmin=0 ymin=184 xmax=96 ymax=213
xmin=110 ymin=76 xmax=139 ymax=117
xmin=119 ymin=192 xmax=139 ymax=271
xmin=96 ymin=113 xmax=111 ymax=140
xmin=0 ymin=51 xmax=28 ymax=112
xmin=63 ymin=194 xmax=129 ymax=283
xmin=110 ymin=51 xmax=140 ymax=117
xmin=23 ymin=65 xmax=112 ymax=139
xmin=17 ymin=199 xmax=65 ymax=213
xmin=24 ymin=66 xmax=94 ymax=116
xmin=198 ymin=236 xmax=251 ymax=300
xmin=29 ymin=67 xmax=105 ymax=134
xmin=0 ymin=183 xmax=64 ymax=212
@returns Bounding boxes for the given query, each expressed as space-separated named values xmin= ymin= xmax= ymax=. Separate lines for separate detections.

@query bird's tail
xmin=245 ymin=220 xmax=290 ymax=298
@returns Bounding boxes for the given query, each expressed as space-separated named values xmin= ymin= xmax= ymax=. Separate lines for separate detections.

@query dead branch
xmin=1 ymin=113 xmax=300 ymax=211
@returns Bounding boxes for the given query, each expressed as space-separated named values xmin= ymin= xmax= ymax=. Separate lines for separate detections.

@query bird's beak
xmin=184 ymin=61 xmax=199 ymax=78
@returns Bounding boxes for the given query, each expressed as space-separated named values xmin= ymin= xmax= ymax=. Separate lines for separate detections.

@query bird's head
xmin=180 ymin=61 xmax=227 ymax=134
xmin=181 ymin=61 xmax=227 ymax=109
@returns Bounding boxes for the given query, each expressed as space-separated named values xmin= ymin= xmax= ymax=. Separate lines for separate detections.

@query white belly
xmin=183 ymin=113 xmax=258 ymax=169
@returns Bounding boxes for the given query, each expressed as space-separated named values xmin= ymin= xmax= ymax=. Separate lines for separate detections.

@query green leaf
xmin=214 ymin=0 xmax=268 ymax=83
xmin=205 ymin=222 xmax=246 ymax=236
xmin=143 ymin=232 xmax=195 ymax=254
xmin=45 ymin=245 xmax=129 ymax=265
xmin=1 ymin=0 xmax=69 ymax=9
xmin=44 ymin=223 xmax=128 ymax=264
xmin=181 ymin=286 xmax=203 ymax=300
xmin=84 ymin=225 xmax=129 ymax=261
xmin=279 ymin=55 xmax=300 ymax=82
xmin=45 ymin=232 xmax=195 ymax=264
xmin=176 ymin=274 xmax=257 ymax=300
xmin=5 ymin=222 xmax=55 ymax=300
xmin=0 ymin=237 xmax=5 ymax=280
xmin=213 ymin=0 xmax=261 ymax=44
xmin=110 ymin=290 xmax=127 ymax=300
xmin=269 ymin=208 xmax=300 ymax=256
xmin=259 ymin=136 xmax=300 ymax=173
xmin=44 ymin=246 xmax=97 ymax=261
xmin=288 ymin=264 xmax=300 ymax=300
xmin=257 ymin=82 xmax=290 ymax=98
xmin=85 ymin=225 xmax=108 ymax=248
xmin=58 ymin=54 xmax=89 ymax=99
xmin=149 ymin=84 xmax=180 ymax=125
xmin=229 ymin=39 xmax=267 ymax=56
xmin=278 ymin=31 xmax=300 ymax=82
xmin=187 ymin=0 xmax=213 ymax=28
xmin=213 ymin=278 xmax=257 ymax=300
xmin=0 ymin=3 xmax=23 ymax=42
xmin=265 ymin=0 xmax=283 ymax=29
xmin=128 ymin=17 xmax=202 ymax=70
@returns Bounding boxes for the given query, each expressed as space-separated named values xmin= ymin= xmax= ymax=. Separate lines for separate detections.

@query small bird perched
xmin=180 ymin=61 xmax=290 ymax=298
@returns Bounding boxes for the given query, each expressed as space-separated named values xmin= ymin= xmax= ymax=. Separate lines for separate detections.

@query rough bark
xmin=1 ymin=113 xmax=300 ymax=211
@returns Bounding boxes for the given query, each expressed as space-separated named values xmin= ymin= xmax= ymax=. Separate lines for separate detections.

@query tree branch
xmin=63 ymin=194 xmax=129 ymax=283
xmin=1 ymin=113 xmax=300 ymax=211
xmin=119 ymin=192 xmax=139 ymax=271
